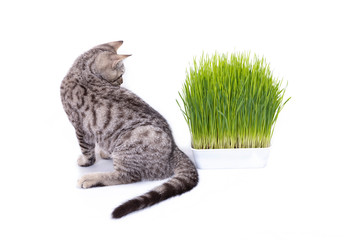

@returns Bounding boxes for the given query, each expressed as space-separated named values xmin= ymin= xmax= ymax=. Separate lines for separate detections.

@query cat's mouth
xmin=111 ymin=74 xmax=123 ymax=86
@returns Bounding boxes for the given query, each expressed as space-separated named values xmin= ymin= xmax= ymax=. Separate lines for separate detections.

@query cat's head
xmin=88 ymin=41 xmax=131 ymax=86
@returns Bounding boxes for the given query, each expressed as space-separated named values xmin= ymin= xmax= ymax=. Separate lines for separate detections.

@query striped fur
xmin=60 ymin=41 xmax=198 ymax=219
xmin=112 ymin=147 xmax=198 ymax=218
xmin=112 ymin=145 xmax=198 ymax=218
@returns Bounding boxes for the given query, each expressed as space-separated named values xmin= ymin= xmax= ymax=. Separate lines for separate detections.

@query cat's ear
xmin=107 ymin=41 xmax=124 ymax=51
xmin=112 ymin=54 xmax=131 ymax=69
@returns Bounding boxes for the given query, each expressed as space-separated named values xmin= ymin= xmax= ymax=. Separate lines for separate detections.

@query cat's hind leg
xmin=78 ymin=151 xmax=145 ymax=189
xmin=78 ymin=171 xmax=141 ymax=189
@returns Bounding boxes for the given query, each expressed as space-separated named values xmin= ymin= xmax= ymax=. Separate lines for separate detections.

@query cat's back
xmin=60 ymin=72 xmax=88 ymax=125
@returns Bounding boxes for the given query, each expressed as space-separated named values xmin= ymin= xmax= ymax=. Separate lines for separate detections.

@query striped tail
xmin=112 ymin=147 xmax=199 ymax=219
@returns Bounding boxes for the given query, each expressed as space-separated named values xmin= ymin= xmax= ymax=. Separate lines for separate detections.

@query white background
xmin=1 ymin=0 xmax=359 ymax=239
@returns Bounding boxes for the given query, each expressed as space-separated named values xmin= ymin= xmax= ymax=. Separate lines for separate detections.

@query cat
xmin=60 ymin=41 xmax=198 ymax=219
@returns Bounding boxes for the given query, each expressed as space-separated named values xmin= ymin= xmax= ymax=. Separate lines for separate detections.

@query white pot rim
xmin=191 ymin=146 xmax=271 ymax=169
xmin=191 ymin=146 xmax=271 ymax=151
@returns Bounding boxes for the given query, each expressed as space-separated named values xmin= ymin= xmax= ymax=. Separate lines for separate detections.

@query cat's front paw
xmin=77 ymin=155 xmax=95 ymax=167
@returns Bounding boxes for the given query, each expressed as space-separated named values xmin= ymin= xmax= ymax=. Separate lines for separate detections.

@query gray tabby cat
xmin=60 ymin=41 xmax=198 ymax=219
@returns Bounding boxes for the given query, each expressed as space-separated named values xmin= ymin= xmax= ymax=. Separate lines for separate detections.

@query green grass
xmin=177 ymin=52 xmax=290 ymax=149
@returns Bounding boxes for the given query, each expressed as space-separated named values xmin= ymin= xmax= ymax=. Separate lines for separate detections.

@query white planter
xmin=192 ymin=147 xmax=270 ymax=169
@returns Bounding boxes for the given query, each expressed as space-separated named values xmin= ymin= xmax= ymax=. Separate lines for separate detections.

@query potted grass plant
xmin=177 ymin=52 xmax=290 ymax=169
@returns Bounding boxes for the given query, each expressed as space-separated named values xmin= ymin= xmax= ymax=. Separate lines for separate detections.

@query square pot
xmin=191 ymin=147 xmax=270 ymax=169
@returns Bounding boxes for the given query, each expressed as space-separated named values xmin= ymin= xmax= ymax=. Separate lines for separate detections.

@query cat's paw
xmin=99 ymin=150 xmax=111 ymax=160
xmin=77 ymin=155 xmax=95 ymax=167
xmin=77 ymin=173 xmax=105 ymax=188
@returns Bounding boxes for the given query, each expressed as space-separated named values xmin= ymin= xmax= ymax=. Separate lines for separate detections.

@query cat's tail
xmin=111 ymin=146 xmax=199 ymax=219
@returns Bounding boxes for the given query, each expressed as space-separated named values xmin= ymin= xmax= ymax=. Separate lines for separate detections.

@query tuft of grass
xmin=177 ymin=52 xmax=290 ymax=149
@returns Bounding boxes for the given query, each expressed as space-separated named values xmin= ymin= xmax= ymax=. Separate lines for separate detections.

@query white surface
xmin=1 ymin=0 xmax=360 ymax=239
xmin=192 ymin=147 xmax=270 ymax=169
